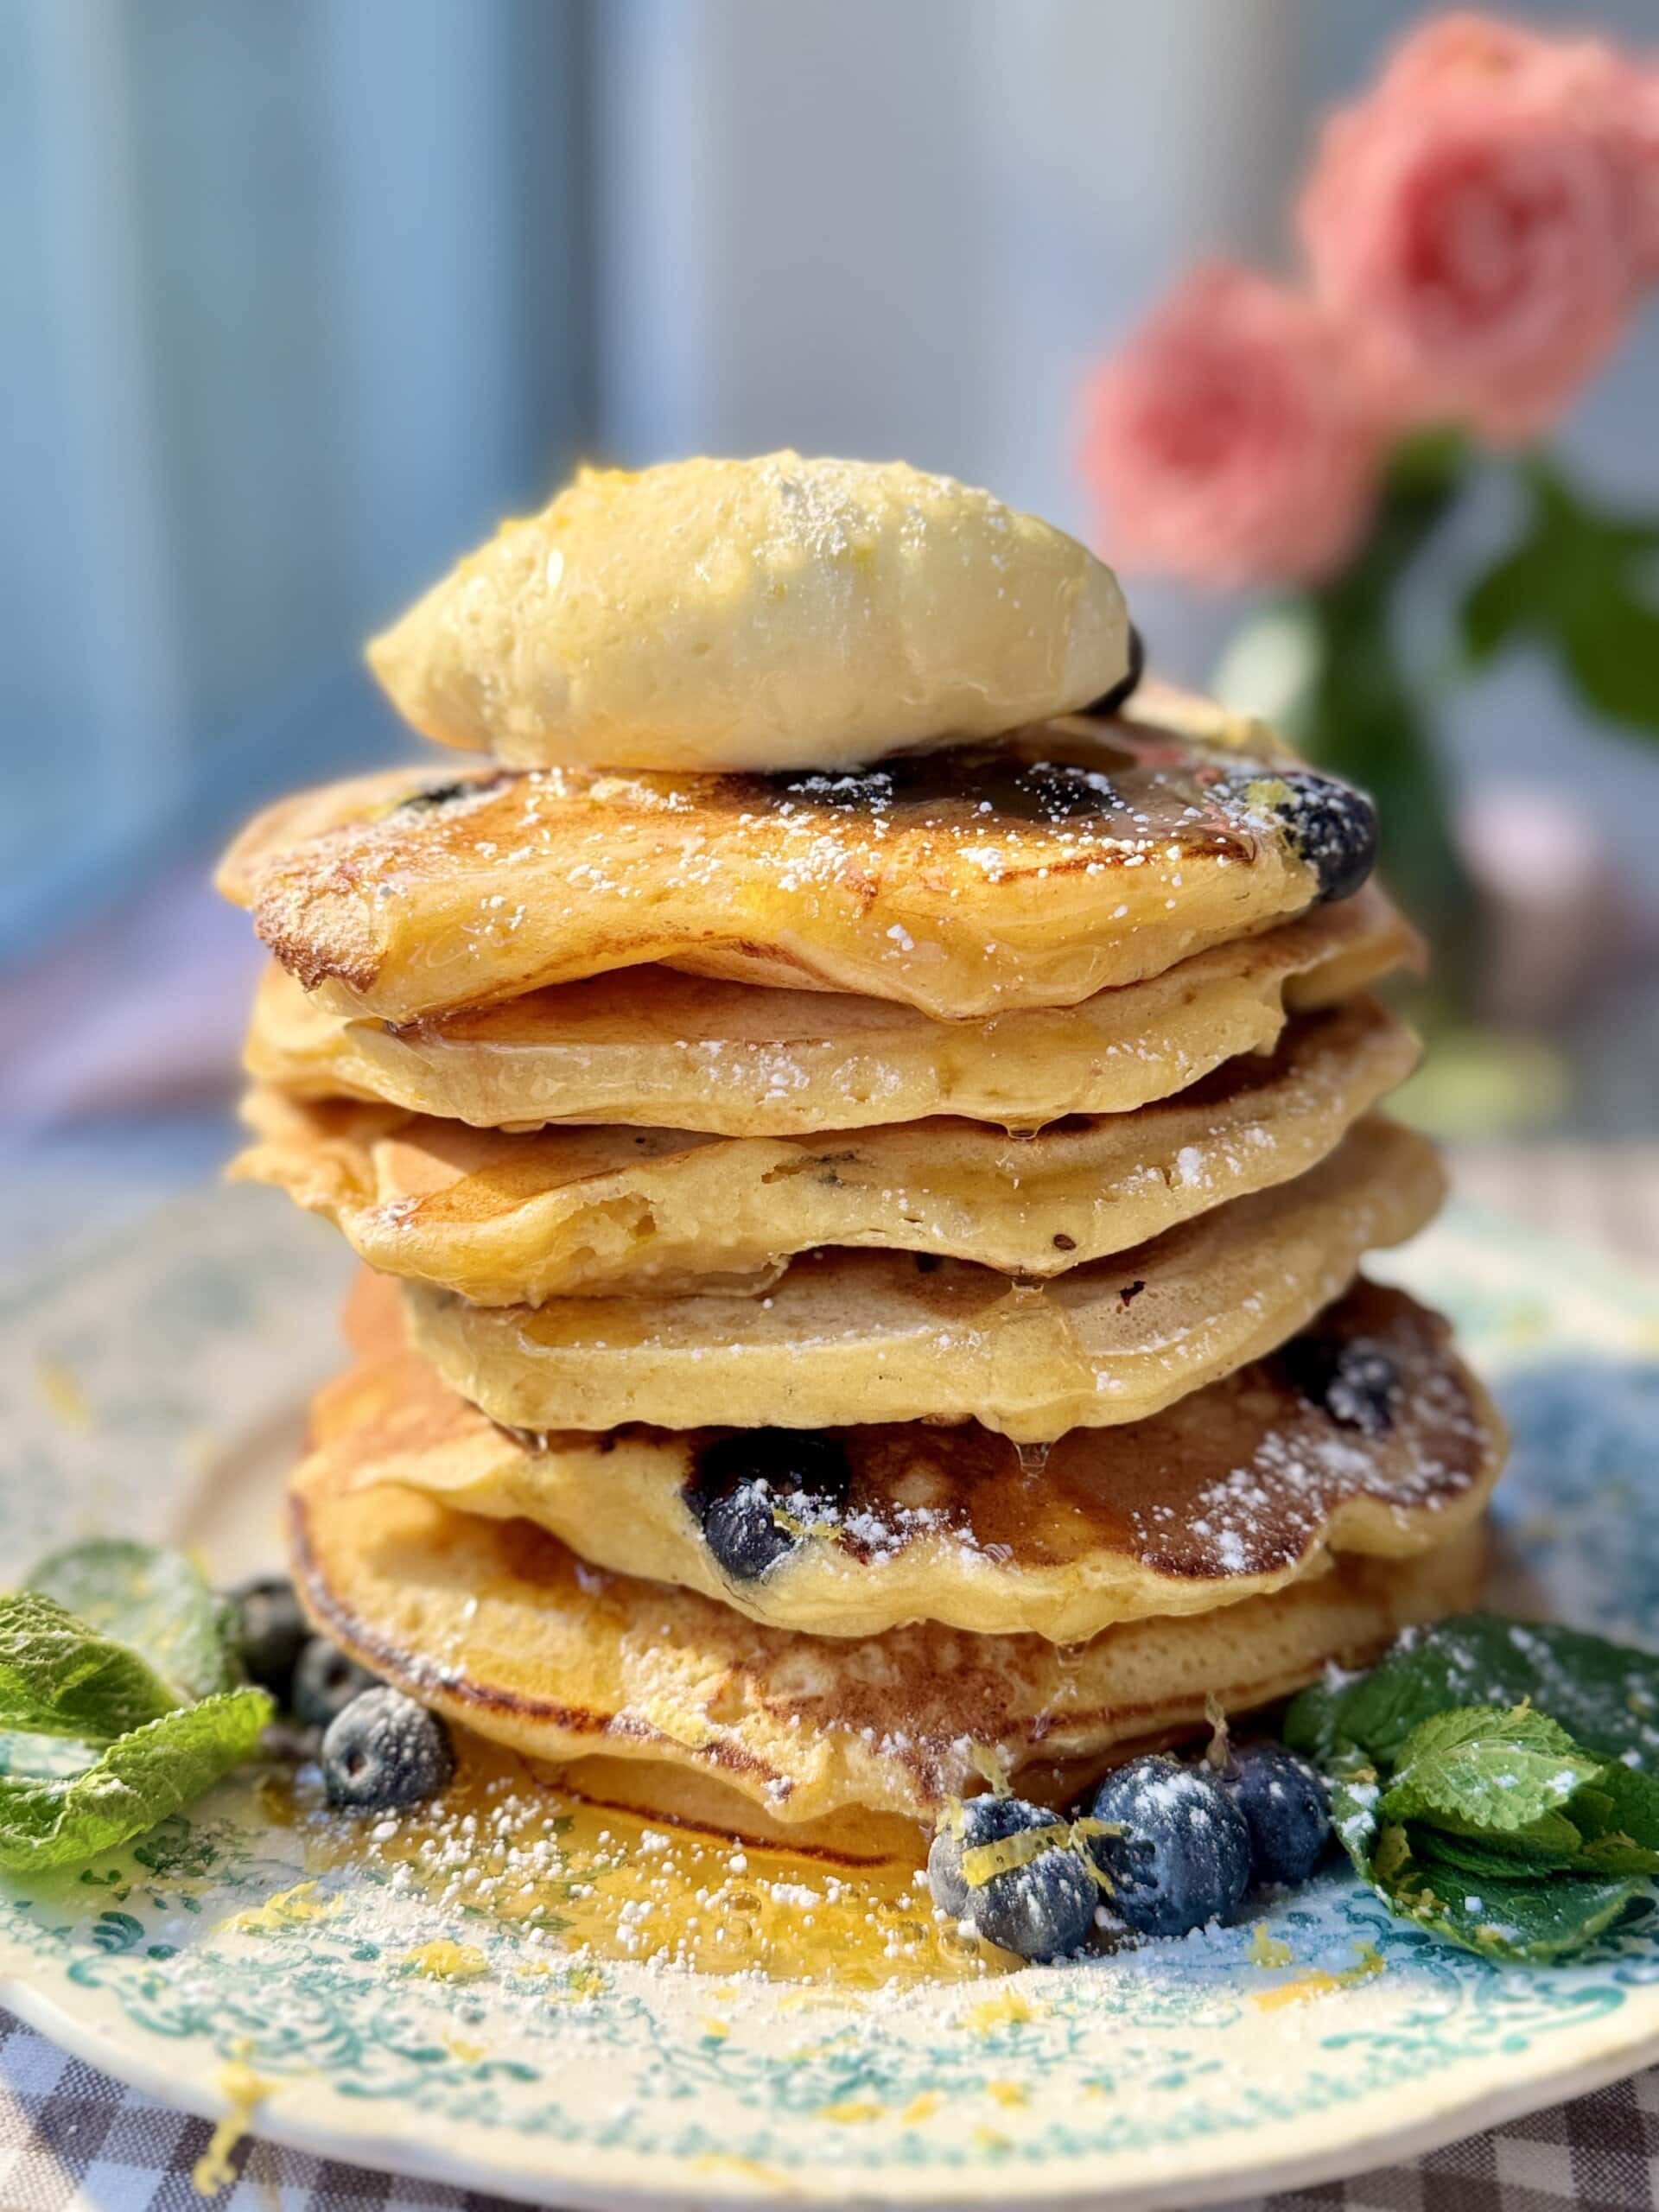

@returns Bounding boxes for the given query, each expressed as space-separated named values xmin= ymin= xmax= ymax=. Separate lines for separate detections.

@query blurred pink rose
xmin=1620 ymin=65 xmax=1659 ymax=276
xmin=1377 ymin=12 xmax=1615 ymax=103
xmin=1380 ymin=13 xmax=1659 ymax=278
xmin=1300 ymin=14 xmax=1643 ymax=442
xmin=1081 ymin=264 xmax=1380 ymax=587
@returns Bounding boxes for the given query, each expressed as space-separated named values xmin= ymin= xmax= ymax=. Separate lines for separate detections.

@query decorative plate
xmin=3 ymin=1189 xmax=1659 ymax=2211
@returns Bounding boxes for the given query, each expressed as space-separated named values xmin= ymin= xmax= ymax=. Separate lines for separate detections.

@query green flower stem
xmin=1300 ymin=432 xmax=1478 ymax=969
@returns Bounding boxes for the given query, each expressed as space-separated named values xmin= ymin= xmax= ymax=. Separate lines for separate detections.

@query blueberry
xmin=1279 ymin=1333 xmax=1401 ymax=1436
xmin=1219 ymin=1744 xmax=1331 ymax=1887
xmin=1014 ymin=761 xmax=1121 ymax=819
xmin=1260 ymin=770 xmax=1378 ymax=905
xmin=699 ymin=1484 xmax=798 ymax=1579
xmin=1087 ymin=1756 xmax=1252 ymax=1938
xmin=1080 ymin=624 xmax=1145 ymax=718
xmin=779 ymin=768 xmax=895 ymax=812
xmin=229 ymin=1575 xmax=308 ymax=1705
xmin=687 ymin=1431 xmax=852 ymax=1583
xmin=396 ymin=772 xmax=506 ymax=813
xmin=927 ymin=1796 xmax=1096 ymax=1961
xmin=292 ymin=1637 xmax=380 ymax=1729
xmin=321 ymin=1687 xmax=455 ymax=1813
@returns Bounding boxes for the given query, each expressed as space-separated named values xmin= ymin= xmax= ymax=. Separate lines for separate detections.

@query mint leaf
xmin=0 ymin=1593 xmax=182 ymax=1743
xmin=1461 ymin=460 xmax=1659 ymax=743
xmin=1286 ymin=1614 xmax=1659 ymax=1771
xmin=29 ymin=1541 xmax=238 ymax=1704
xmin=1376 ymin=1847 xmax=1642 ymax=1962
xmin=1564 ymin=1764 xmax=1659 ymax=1876
xmin=1381 ymin=1707 xmax=1603 ymax=1836
xmin=0 ymin=1688 xmax=271 ymax=1871
xmin=1412 ymin=1823 xmax=1587 ymax=1882
xmin=1325 ymin=1732 xmax=1656 ymax=1961
xmin=1325 ymin=1751 xmax=1383 ymax=1878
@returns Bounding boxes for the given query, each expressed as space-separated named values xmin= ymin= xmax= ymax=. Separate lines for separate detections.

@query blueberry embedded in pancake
xmin=392 ymin=771 xmax=515 ymax=815
xmin=331 ymin=1280 xmax=1502 ymax=1643
xmin=1277 ymin=1332 xmax=1402 ymax=1435
xmin=288 ymin=1416 xmax=1491 ymax=1830
xmin=215 ymin=703 xmax=1365 ymax=1027
xmin=685 ymin=1432 xmax=855 ymax=1583
xmin=1226 ymin=768 xmax=1379 ymax=906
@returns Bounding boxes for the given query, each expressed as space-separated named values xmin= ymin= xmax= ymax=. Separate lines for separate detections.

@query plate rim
xmin=9 ymin=1963 xmax=1659 ymax=2212
xmin=5 ymin=1184 xmax=1659 ymax=2207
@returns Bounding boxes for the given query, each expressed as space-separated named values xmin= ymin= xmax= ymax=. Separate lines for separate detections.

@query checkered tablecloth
xmin=5 ymin=2006 xmax=1659 ymax=2212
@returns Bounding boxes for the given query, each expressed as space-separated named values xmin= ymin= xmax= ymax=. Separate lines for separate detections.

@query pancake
xmin=403 ymin=1117 xmax=1446 ymax=1442
xmin=365 ymin=451 xmax=1131 ymax=772
xmin=215 ymin=709 xmax=1374 ymax=1025
xmin=289 ymin=1427 xmax=1488 ymax=1828
xmin=241 ymin=883 xmax=1421 ymax=1137
xmin=320 ymin=1281 xmax=1502 ymax=1641
xmin=232 ymin=1000 xmax=1418 ymax=1302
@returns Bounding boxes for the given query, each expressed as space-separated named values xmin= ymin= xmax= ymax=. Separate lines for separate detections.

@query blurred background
xmin=3 ymin=0 xmax=1657 ymax=1260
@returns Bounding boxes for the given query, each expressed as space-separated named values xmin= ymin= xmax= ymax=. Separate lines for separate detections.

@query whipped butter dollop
xmin=366 ymin=452 xmax=1131 ymax=772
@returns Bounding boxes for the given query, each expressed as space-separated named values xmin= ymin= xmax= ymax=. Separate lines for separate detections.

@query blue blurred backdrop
xmin=3 ymin=0 xmax=1657 ymax=1236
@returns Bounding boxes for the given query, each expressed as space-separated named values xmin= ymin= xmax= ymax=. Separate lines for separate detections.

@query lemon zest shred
xmin=1249 ymin=1922 xmax=1294 ymax=1969
xmin=692 ymin=2153 xmax=791 ymax=2185
xmin=398 ymin=1940 xmax=490 ymax=1983
xmin=960 ymin=1814 xmax=1119 ymax=1890
xmin=1253 ymin=1941 xmax=1385 ymax=2011
xmin=192 ymin=2059 xmax=272 ymax=2196
xmin=968 ymin=1744 xmax=1012 ymax=1795
xmin=36 ymin=1357 xmax=93 ymax=1431
xmin=962 ymin=1987 xmax=1042 ymax=2034
xmin=221 ymin=1881 xmax=334 ymax=1936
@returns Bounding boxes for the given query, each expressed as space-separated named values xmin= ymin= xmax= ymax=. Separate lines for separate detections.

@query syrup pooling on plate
xmin=283 ymin=1740 xmax=1004 ymax=1988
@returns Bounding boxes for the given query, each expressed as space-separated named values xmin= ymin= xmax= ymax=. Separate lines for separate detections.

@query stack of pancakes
xmin=218 ymin=454 xmax=1503 ymax=1859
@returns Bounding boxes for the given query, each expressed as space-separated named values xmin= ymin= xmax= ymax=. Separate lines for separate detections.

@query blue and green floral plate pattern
xmin=4 ymin=1190 xmax=1659 ymax=2210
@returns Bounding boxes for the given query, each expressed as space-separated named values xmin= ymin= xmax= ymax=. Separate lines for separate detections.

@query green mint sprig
xmin=0 ymin=1544 xmax=271 ymax=1874
xmin=0 ymin=1592 xmax=185 ymax=1743
xmin=1288 ymin=1616 xmax=1659 ymax=1962
xmin=28 ymin=1539 xmax=239 ymax=1704
xmin=0 ymin=1688 xmax=270 ymax=1870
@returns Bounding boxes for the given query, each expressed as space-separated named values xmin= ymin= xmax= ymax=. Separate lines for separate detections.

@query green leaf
xmin=1285 ymin=1613 xmax=1659 ymax=1772
xmin=1319 ymin=1704 xmax=1659 ymax=1962
xmin=1460 ymin=459 xmax=1659 ymax=741
xmin=0 ymin=1593 xmax=182 ymax=1744
xmin=0 ymin=1688 xmax=271 ymax=1872
xmin=1325 ymin=1751 xmax=1384 ymax=1878
xmin=29 ymin=1541 xmax=238 ymax=1704
xmin=1411 ymin=1822 xmax=1587 ymax=1882
xmin=1331 ymin=1760 xmax=1645 ymax=1961
xmin=1563 ymin=1764 xmax=1659 ymax=1875
xmin=1376 ymin=1847 xmax=1642 ymax=1963
xmin=1380 ymin=1707 xmax=1603 ymax=1836
xmin=1296 ymin=426 xmax=1477 ymax=953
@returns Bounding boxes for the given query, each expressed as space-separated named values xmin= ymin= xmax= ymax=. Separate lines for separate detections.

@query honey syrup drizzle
xmin=283 ymin=1739 xmax=1006 ymax=1989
